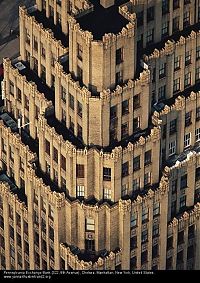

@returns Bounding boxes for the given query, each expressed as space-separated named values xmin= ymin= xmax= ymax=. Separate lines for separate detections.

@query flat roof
xmin=30 ymin=9 xmax=68 ymax=48
xmin=13 ymin=61 xmax=55 ymax=105
xmin=143 ymin=22 xmax=200 ymax=57
xmin=0 ymin=172 xmax=27 ymax=205
xmin=77 ymin=0 xmax=129 ymax=40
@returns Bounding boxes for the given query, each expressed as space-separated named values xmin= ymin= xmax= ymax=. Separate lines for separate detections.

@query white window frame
xmin=77 ymin=185 xmax=85 ymax=197
xmin=86 ymin=218 xmax=95 ymax=232
xmin=195 ymin=128 xmax=200 ymax=142
xmin=184 ymin=132 xmax=191 ymax=148
xmin=169 ymin=140 xmax=176 ymax=156
xmin=104 ymin=188 xmax=111 ymax=200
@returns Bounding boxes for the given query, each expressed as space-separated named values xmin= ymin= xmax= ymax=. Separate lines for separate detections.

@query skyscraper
xmin=0 ymin=0 xmax=200 ymax=270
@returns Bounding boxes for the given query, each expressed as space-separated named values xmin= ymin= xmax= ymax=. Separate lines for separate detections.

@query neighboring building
xmin=0 ymin=0 xmax=200 ymax=270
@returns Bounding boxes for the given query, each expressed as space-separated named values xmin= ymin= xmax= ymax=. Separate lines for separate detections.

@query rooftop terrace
xmin=77 ymin=0 xmax=129 ymax=40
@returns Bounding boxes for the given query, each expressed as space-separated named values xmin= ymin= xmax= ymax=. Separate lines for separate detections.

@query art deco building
xmin=0 ymin=0 xmax=200 ymax=270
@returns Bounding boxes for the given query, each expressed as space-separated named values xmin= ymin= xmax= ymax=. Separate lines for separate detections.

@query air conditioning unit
xmin=14 ymin=61 xmax=26 ymax=71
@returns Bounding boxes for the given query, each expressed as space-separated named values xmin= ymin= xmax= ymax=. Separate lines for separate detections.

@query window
xmin=187 ymin=245 xmax=194 ymax=260
xmin=183 ymin=11 xmax=190 ymax=27
xmin=196 ymin=167 xmax=200 ymax=182
xmin=41 ymin=65 xmax=46 ymax=82
xmin=61 ymin=177 xmax=66 ymax=190
xmin=49 ymin=206 xmax=54 ymax=220
xmin=159 ymin=63 xmax=166 ymax=79
xmin=184 ymin=133 xmax=191 ymax=148
xmin=158 ymin=85 xmax=166 ymax=100
xmin=180 ymin=195 xmax=186 ymax=209
xmin=46 ymin=162 xmax=50 ymax=174
xmin=172 ymin=179 xmax=177 ymax=194
xmin=77 ymin=65 xmax=82 ymax=83
xmin=196 ymin=46 xmax=200 ymax=60
xmin=170 ymin=119 xmax=177 ymax=135
xmin=173 ymin=0 xmax=180 ymax=9
xmin=33 ymin=36 xmax=38 ymax=51
xmin=184 ymin=72 xmax=191 ymax=87
xmin=122 ymin=162 xmax=129 ymax=177
xmin=77 ymin=43 xmax=83 ymax=61
xmin=153 ymin=202 xmax=160 ymax=217
xmin=76 ymin=164 xmax=84 ymax=178
xmin=24 ymin=96 xmax=29 ymax=111
xmin=174 ymin=56 xmax=181 ymax=71
xmin=10 ymin=245 xmax=15 ymax=259
xmin=196 ymin=107 xmax=200 ymax=121
xmin=130 ymin=256 xmax=137 ymax=270
xmin=184 ymin=0 xmax=191 ymax=4
xmin=196 ymin=67 xmax=200 ymax=82
xmin=152 ymin=244 xmax=159 ymax=258
xmin=61 ymin=154 xmax=66 ymax=171
xmin=77 ymin=101 xmax=82 ymax=118
xmin=173 ymin=78 xmax=180 ymax=93
xmin=137 ymin=11 xmax=143 ymax=26
xmin=180 ymin=174 xmax=187 ymax=189
xmin=77 ymin=185 xmax=85 ymax=197
xmin=121 ymin=122 xmax=129 ymax=139
xmin=146 ymin=29 xmax=154 ymax=44
xmin=26 ymin=29 xmax=30 ymax=44
xmin=142 ymin=207 xmax=149 ymax=223
xmin=85 ymin=240 xmax=95 ymax=251
xmin=130 ymin=236 xmax=137 ymax=249
xmin=69 ymin=93 xmax=74 ymax=110
xmin=24 ymin=221 xmax=28 ymax=235
xmin=53 ymin=147 xmax=58 ymax=163
xmin=10 ymin=147 xmax=14 ymax=162
xmin=133 ymin=156 xmax=140 ymax=171
xmin=144 ymin=172 xmax=151 ymax=187
xmin=10 ymin=81 xmax=14 ymax=95
xmin=178 ymin=231 xmax=184 ymax=244
xmin=51 ymin=54 xmax=56 ymax=67
xmin=173 ymin=17 xmax=179 ymax=32
xmin=130 ymin=213 xmax=137 ymax=228
xmin=51 ymin=74 xmax=56 ymax=91
xmin=188 ymin=225 xmax=195 ymax=239
xmin=185 ymin=111 xmax=192 ymax=126
xmin=132 ymin=178 xmax=140 ymax=191
xmin=153 ymin=224 xmax=159 ymax=238
xmin=171 ymin=200 xmax=177 ymax=217
xmin=137 ymin=33 xmax=143 ymax=49
xmin=185 ymin=51 xmax=192 ymax=66
xmin=41 ymin=43 xmax=45 ymax=58
xmin=69 ymin=116 xmax=74 ymax=133
xmin=166 ymin=257 xmax=172 ymax=270
xmin=116 ymin=48 xmax=123 ymax=65
xmin=33 ymin=57 xmax=38 ymax=73
xmin=141 ymin=250 xmax=148 ymax=265
xmin=61 ymin=109 xmax=66 ymax=124
xmin=0 ymin=216 xmax=4 ymax=229
xmin=122 ymin=100 xmax=129 ymax=115
xmin=104 ymin=188 xmax=111 ymax=200
xmin=61 ymin=86 xmax=66 ymax=102
xmin=116 ymin=71 xmax=123 ymax=84
xmin=77 ymin=124 xmax=82 ymax=140
xmin=110 ymin=105 xmax=117 ymax=119
xmin=167 ymin=236 xmax=173 ymax=250
xmin=141 ymin=229 xmax=148 ymax=243
xmin=133 ymin=94 xmax=140 ymax=109
xmin=161 ymin=21 xmax=169 ymax=38
xmin=147 ymin=6 xmax=154 ymax=22
xmin=169 ymin=140 xmax=176 ymax=156
xmin=103 ymin=167 xmax=111 ymax=181
xmin=195 ymin=128 xmax=200 ymax=141
xmin=133 ymin=117 xmax=140 ymax=132
xmin=121 ymin=184 xmax=128 ymax=196
xmin=144 ymin=150 xmax=151 ymax=166
xmin=162 ymin=0 xmax=169 ymax=14
xmin=86 ymin=218 xmax=94 ymax=232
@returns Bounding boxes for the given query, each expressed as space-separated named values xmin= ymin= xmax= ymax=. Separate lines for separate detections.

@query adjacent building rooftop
xmin=77 ymin=0 xmax=129 ymax=40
